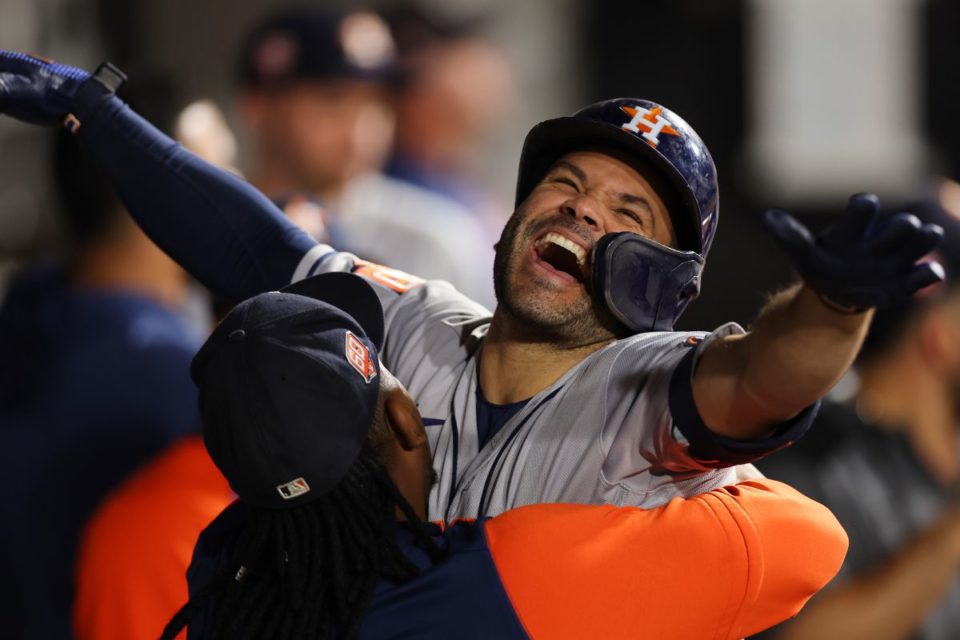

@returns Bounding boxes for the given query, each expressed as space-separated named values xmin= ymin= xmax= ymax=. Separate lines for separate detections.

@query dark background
xmin=2 ymin=0 xmax=958 ymax=330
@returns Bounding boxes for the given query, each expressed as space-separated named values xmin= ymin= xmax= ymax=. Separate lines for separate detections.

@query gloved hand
xmin=0 ymin=51 xmax=124 ymax=128
xmin=763 ymin=192 xmax=945 ymax=312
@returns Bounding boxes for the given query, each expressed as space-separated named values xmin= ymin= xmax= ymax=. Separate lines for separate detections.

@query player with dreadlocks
xmin=161 ymin=272 xmax=441 ymax=639
xmin=161 ymin=272 xmax=846 ymax=640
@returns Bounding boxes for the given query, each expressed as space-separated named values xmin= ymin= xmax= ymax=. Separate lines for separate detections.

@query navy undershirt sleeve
xmin=668 ymin=346 xmax=819 ymax=465
xmin=71 ymin=81 xmax=319 ymax=302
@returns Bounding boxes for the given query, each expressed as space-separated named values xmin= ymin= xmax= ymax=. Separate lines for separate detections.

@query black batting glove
xmin=762 ymin=192 xmax=945 ymax=312
xmin=0 ymin=51 xmax=124 ymax=129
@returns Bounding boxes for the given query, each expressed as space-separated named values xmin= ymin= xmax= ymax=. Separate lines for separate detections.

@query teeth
xmin=538 ymin=232 xmax=586 ymax=266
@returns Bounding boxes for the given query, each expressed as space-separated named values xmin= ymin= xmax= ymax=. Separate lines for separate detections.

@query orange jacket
xmin=72 ymin=436 xmax=234 ymax=640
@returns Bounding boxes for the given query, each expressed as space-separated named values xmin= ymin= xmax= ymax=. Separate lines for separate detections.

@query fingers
xmin=863 ymin=213 xmax=943 ymax=268
xmin=762 ymin=208 xmax=815 ymax=261
xmin=863 ymin=213 xmax=923 ymax=253
xmin=831 ymin=192 xmax=881 ymax=245
xmin=893 ymin=223 xmax=944 ymax=265
xmin=902 ymin=261 xmax=945 ymax=295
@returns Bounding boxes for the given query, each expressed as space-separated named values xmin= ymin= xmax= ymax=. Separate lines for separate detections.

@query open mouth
xmin=534 ymin=232 xmax=588 ymax=283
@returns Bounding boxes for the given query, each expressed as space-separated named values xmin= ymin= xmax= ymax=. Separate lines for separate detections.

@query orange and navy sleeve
xmin=483 ymin=480 xmax=847 ymax=640
xmin=668 ymin=345 xmax=818 ymax=465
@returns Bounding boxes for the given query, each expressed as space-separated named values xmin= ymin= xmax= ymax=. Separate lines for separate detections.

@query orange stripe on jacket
xmin=72 ymin=436 xmax=234 ymax=640
xmin=484 ymin=480 xmax=847 ymax=640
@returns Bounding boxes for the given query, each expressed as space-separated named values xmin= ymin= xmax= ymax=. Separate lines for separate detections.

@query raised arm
xmin=0 ymin=53 xmax=323 ymax=301
xmin=693 ymin=193 xmax=943 ymax=439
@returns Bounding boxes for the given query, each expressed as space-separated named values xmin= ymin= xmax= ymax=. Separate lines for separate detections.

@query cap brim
xmin=516 ymin=117 xmax=702 ymax=253
xmin=281 ymin=272 xmax=385 ymax=349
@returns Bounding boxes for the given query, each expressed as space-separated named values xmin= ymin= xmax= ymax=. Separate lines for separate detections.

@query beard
xmin=492 ymin=208 xmax=624 ymax=347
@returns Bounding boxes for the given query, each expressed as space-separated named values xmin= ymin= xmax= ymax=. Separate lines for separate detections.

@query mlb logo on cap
xmin=277 ymin=477 xmax=311 ymax=500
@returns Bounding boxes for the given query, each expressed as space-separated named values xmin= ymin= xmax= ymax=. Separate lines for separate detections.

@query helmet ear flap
xmin=591 ymin=232 xmax=703 ymax=334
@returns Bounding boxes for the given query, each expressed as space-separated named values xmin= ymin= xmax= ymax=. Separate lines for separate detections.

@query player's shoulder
xmin=578 ymin=322 xmax=745 ymax=394
xmin=125 ymin=307 xmax=201 ymax=355
xmin=603 ymin=321 xmax=744 ymax=360
xmin=67 ymin=289 xmax=202 ymax=358
xmin=386 ymin=278 xmax=492 ymax=329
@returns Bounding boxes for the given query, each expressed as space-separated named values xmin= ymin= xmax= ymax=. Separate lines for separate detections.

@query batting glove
xmin=0 ymin=51 xmax=124 ymax=128
xmin=763 ymin=192 xmax=945 ymax=312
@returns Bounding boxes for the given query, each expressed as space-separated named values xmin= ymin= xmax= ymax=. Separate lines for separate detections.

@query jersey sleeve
xmin=291 ymin=247 xmax=492 ymax=376
xmin=70 ymin=86 xmax=492 ymax=359
xmin=666 ymin=337 xmax=818 ymax=466
xmin=602 ymin=323 xmax=816 ymax=490
xmin=73 ymin=88 xmax=319 ymax=303
xmin=483 ymin=480 xmax=848 ymax=640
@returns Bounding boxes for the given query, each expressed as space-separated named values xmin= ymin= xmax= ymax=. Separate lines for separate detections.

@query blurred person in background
xmin=174 ymin=99 xmax=240 ymax=177
xmin=70 ymin=97 xmax=243 ymax=640
xmin=0 ymin=79 xmax=206 ymax=639
xmin=237 ymin=6 xmax=495 ymax=306
xmin=757 ymin=188 xmax=960 ymax=640
xmin=72 ymin=434 xmax=233 ymax=640
xmin=384 ymin=3 xmax=517 ymax=240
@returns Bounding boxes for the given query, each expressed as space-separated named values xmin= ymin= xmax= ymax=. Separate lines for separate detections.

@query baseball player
xmin=165 ymin=273 xmax=846 ymax=639
xmin=0 ymin=53 xmax=944 ymax=520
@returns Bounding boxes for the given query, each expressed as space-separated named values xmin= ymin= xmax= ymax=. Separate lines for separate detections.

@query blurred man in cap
xmin=758 ymin=188 xmax=960 ymax=640
xmin=384 ymin=3 xmax=516 ymax=240
xmin=237 ymin=6 xmax=495 ymax=306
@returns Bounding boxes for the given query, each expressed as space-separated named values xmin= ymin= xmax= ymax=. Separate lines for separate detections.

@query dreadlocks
xmin=161 ymin=453 xmax=443 ymax=640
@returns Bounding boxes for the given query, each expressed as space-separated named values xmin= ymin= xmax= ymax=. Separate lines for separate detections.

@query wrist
xmin=815 ymin=292 xmax=871 ymax=315
xmin=66 ymin=62 xmax=126 ymax=130
xmin=796 ymin=284 xmax=872 ymax=317
xmin=795 ymin=286 xmax=874 ymax=335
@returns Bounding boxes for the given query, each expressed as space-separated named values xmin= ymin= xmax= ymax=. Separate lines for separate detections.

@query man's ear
xmin=385 ymin=390 xmax=426 ymax=452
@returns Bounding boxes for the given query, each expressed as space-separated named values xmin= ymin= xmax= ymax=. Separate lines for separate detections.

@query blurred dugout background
xmin=4 ymin=2 xmax=960 ymax=639
xmin=2 ymin=0 xmax=960 ymax=329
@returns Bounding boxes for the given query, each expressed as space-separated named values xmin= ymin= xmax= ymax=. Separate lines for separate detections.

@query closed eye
xmin=553 ymin=176 xmax=580 ymax=191
xmin=616 ymin=208 xmax=643 ymax=225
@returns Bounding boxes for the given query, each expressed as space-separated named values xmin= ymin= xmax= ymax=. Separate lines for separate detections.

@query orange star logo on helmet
xmin=619 ymin=105 xmax=681 ymax=147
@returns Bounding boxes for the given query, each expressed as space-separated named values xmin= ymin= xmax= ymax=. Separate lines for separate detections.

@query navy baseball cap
xmin=239 ymin=7 xmax=400 ymax=90
xmin=191 ymin=272 xmax=385 ymax=509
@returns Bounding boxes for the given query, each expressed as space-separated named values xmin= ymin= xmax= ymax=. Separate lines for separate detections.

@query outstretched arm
xmin=693 ymin=193 xmax=943 ymax=439
xmin=0 ymin=53 xmax=323 ymax=301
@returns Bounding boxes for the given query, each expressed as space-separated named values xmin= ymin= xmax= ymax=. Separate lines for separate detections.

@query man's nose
xmin=561 ymin=195 xmax=603 ymax=231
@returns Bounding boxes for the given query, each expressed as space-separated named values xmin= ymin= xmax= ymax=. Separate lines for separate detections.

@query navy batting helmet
xmin=515 ymin=98 xmax=719 ymax=333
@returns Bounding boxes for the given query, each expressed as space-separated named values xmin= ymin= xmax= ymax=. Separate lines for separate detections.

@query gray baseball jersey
xmin=294 ymin=246 xmax=812 ymax=520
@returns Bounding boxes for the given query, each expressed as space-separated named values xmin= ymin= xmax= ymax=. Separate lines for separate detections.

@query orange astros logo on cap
xmin=345 ymin=331 xmax=378 ymax=383
xmin=620 ymin=105 xmax=681 ymax=147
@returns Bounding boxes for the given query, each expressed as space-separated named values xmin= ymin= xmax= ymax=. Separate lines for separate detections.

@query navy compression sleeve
xmin=71 ymin=81 xmax=320 ymax=301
